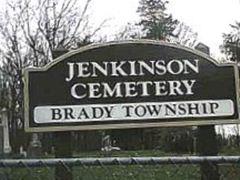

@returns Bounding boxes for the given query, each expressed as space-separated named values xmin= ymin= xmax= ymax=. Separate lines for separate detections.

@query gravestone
xmin=0 ymin=125 xmax=3 ymax=156
xmin=2 ymin=109 xmax=11 ymax=154
xmin=27 ymin=133 xmax=42 ymax=157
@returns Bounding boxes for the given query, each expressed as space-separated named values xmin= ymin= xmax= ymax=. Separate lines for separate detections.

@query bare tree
xmin=231 ymin=125 xmax=240 ymax=147
xmin=221 ymin=22 xmax=240 ymax=62
xmin=171 ymin=22 xmax=198 ymax=48
xmin=114 ymin=23 xmax=144 ymax=40
xmin=0 ymin=0 xmax=105 ymax=153
xmin=115 ymin=21 xmax=198 ymax=49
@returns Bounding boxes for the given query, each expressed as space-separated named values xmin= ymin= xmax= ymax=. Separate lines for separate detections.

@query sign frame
xmin=24 ymin=40 xmax=240 ymax=132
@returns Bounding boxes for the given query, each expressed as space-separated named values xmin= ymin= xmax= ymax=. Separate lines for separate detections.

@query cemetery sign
xmin=24 ymin=40 xmax=239 ymax=132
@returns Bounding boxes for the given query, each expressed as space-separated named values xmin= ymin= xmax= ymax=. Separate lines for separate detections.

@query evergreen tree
xmin=137 ymin=0 xmax=178 ymax=40
xmin=221 ymin=22 xmax=240 ymax=62
xmin=137 ymin=0 xmax=193 ymax=152
xmin=112 ymin=0 xmax=194 ymax=152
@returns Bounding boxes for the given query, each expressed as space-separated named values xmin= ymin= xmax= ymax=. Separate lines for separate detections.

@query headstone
xmin=27 ymin=133 xmax=42 ymax=157
xmin=0 ymin=126 xmax=3 ymax=155
xmin=1 ymin=109 xmax=11 ymax=154
xmin=102 ymin=135 xmax=111 ymax=151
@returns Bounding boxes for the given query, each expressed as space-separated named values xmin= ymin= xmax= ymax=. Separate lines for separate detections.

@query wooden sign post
xmin=195 ymin=43 xmax=219 ymax=180
xmin=52 ymin=49 xmax=72 ymax=180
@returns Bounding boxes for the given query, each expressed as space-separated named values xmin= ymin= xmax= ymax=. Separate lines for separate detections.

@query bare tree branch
xmin=0 ymin=0 xmax=106 ymax=152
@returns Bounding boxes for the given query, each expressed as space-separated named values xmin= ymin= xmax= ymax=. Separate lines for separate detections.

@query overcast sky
xmin=1 ymin=0 xmax=239 ymax=58
xmin=92 ymin=0 xmax=240 ymax=58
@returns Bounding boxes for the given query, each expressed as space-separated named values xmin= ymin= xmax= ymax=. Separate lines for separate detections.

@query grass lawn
xmin=1 ymin=149 xmax=240 ymax=179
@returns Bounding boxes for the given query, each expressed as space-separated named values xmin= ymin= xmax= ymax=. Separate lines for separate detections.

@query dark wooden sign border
xmin=24 ymin=40 xmax=240 ymax=132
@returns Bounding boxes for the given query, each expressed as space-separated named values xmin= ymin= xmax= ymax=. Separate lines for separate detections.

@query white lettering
xmin=77 ymin=62 xmax=90 ymax=77
xmin=65 ymin=63 xmax=75 ymax=82
xmin=71 ymin=83 xmax=87 ymax=99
